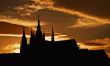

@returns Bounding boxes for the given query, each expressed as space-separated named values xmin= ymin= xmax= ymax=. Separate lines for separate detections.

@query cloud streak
xmin=78 ymin=38 xmax=110 ymax=58
xmin=0 ymin=34 xmax=30 ymax=38
xmin=0 ymin=0 xmax=110 ymax=28
xmin=0 ymin=0 xmax=110 ymax=42
xmin=0 ymin=33 xmax=70 ymax=41
xmin=25 ymin=0 xmax=110 ymax=27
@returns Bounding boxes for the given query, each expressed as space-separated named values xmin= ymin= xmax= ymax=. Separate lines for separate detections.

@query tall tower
xmin=51 ymin=25 xmax=55 ymax=42
xmin=20 ymin=27 xmax=27 ymax=54
xmin=35 ymin=16 xmax=43 ymax=41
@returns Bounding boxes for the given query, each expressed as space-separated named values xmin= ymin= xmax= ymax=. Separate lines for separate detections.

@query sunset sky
xmin=0 ymin=0 xmax=110 ymax=57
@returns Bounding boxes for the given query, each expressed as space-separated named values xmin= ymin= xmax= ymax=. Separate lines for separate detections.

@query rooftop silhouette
xmin=0 ymin=16 xmax=109 ymax=65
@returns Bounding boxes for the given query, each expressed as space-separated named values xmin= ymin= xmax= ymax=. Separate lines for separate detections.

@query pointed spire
xmin=23 ymin=26 xmax=25 ymax=36
xmin=36 ymin=15 xmax=43 ymax=41
xmin=37 ymin=15 xmax=41 ymax=31
xmin=38 ymin=15 xmax=40 ymax=25
xmin=20 ymin=26 xmax=27 ymax=54
xmin=51 ymin=25 xmax=55 ymax=42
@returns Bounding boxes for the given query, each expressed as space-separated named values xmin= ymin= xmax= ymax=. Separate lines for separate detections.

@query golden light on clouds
xmin=0 ymin=0 xmax=109 ymax=28
xmin=0 ymin=33 xmax=70 ymax=53
xmin=0 ymin=16 xmax=46 ymax=27
xmin=13 ymin=49 xmax=20 ymax=53
xmin=22 ymin=0 xmax=110 ymax=27
xmin=0 ymin=34 xmax=30 ymax=38
xmin=78 ymin=43 xmax=105 ymax=50
xmin=12 ymin=44 xmax=20 ymax=53
xmin=77 ymin=38 xmax=110 ymax=58
xmin=1 ymin=33 xmax=110 ymax=58
xmin=70 ymin=18 xmax=108 ymax=28
xmin=49 ymin=7 xmax=110 ymax=27
xmin=0 ymin=33 xmax=69 ymax=41
xmin=14 ymin=0 xmax=54 ymax=16
xmin=33 ymin=0 xmax=54 ymax=6
xmin=1 ymin=43 xmax=20 ymax=53
xmin=45 ymin=34 xmax=70 ymax=41
xmin=33 ymin=0 xmax=104 ymax=22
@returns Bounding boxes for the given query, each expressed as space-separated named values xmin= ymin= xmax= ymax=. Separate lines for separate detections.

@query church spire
xmin=37 ymin=15 xmax=41 ymax=31
xmin=20 ymin=27 xmax=27 ymax=54
xmin=36 ymin=15 xmax=43 ymax=41
xmin=51 ymin=25 xmax=55 ymax=42
xmin=23 ymin=27 xmax=25 ymax=36
xmin=38 ymin=15 xmax=40 ymax=25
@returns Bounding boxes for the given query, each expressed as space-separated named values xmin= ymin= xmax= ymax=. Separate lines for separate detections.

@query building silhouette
xmin=0 ymin=16 xmax=109 ymax=65
xmin=20 ymin=27 xmax=27 ymax=54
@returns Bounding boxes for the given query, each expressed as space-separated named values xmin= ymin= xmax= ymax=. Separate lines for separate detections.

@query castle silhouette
xmin=0 ymin=16 xmax=109 ymax=65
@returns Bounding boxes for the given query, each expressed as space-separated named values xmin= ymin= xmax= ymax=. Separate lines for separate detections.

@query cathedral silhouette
xmin=0 ymin=16 xmax=109 ymax=65
xmin=20 ymin=16 xmax=79 ymax=56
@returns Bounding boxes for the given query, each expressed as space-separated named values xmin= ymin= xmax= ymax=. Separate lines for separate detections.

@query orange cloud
xmin=78 ymin=38 xmax=110 ymax=58
xmin=32 ymin=0 xmax=110 ymax=27
xmin=0 ymin=33 xmax=70 ymax=41
xmin=0 ymin=0 xmax=110 ymax=28
xmin=0 ymin=33 xmax=70 ymax=53
xmin=69 ymin=18 xmax=109 ymax=28
xmin=0 ymin=15 xmax=47 ymax=27
xmin=0 ymin=34 xmax=30 ymax=38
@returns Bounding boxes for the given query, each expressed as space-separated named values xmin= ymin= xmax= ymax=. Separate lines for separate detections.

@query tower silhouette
xmin=20 ymin=27 xmax=27 ymax=54
xmin=35 ymin=16 xmax=43 ymax=41
xmin=28 ymin=16 xmax=45 ymax=53
xmin=51 ymin=25 xmax=55 ymax=42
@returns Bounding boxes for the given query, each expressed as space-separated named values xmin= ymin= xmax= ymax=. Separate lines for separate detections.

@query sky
xmin=0 ymin=0 xmax=110 ymax=57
